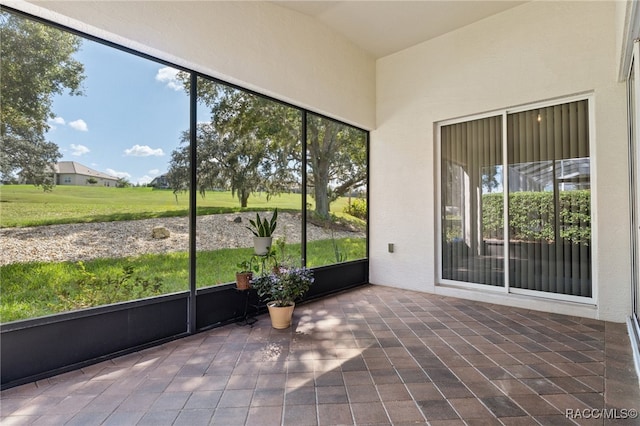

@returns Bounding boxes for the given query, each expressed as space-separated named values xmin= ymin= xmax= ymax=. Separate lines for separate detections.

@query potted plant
xmin=235 ymin=258 xmax=258 ymax=290
xmin=262 ymin=237 xmax=289 ymax=274
xmin=250 ymin=266 xmax=314 ymax=329
xmin=246 ymin=208 xmax=278 ymax=255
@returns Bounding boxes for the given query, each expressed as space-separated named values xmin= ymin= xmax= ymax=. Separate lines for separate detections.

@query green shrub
xmin=558 ymin=190 xmax=591 ymax=244
xmin=507 ymin=192 xmax=556 ymax=242
xmin=482 ymin=193 xmax=504 ymax=239
xmin=481 ymin=190 xmax=590 ymax=244
xmin=343 ymin=198 xmax=367 ymax=220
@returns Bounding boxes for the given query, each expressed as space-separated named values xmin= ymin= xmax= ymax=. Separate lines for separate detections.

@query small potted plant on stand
xmin=235 ymin=258 xmax=258 ymax=290
xmin=246 ymin=209 xmax=278 ymax=255
xmin=251 ymin=265 xmax=314 ymax=329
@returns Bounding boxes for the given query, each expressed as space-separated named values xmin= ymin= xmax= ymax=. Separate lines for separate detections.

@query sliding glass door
xmin=439 ymin=97 xmax=592 ymax=301
xmin=507 ymin=101 xmax=591 ymax=297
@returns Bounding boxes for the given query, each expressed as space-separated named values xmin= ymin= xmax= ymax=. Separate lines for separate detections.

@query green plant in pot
xmin=250 ymin=265 xmax=314 ymax=329
xmin=268 ymin=237 xmax=291 ymax=273
xmin=246 ymin=208 xmax=278 ymax=255
xmin=235 ymin=258 xmax=258 ymax=290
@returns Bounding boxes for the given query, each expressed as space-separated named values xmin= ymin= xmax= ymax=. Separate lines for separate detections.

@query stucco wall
xmin=12 ymin=0 xmax=375 ymax=130
xmin=372 ymin=1 xmax=630 ymax=322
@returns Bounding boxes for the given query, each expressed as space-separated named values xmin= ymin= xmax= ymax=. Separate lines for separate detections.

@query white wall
xmin=372 ymin=1 xmax=630 ymax=322
xmin=13 ymin=0 xmax=375 ymax=130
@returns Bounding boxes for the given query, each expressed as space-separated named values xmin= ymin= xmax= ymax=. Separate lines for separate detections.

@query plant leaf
xmin=269 ymin=208 xmax=278 ymax=234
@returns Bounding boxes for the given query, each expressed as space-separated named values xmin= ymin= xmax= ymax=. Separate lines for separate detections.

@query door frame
xmin=627 ymin=39 xmax=640 ymax=376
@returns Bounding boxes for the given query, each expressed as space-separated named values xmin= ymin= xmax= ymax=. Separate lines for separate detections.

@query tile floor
xmin=1 ymin=284 xmax=639 ymax=425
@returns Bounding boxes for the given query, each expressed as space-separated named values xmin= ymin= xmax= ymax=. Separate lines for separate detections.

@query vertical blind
xmin=507 ymin=100 xmax=591 ymax=297
xmin=441 ymin=115 xmax=504 ymax=286
xmin=441 ymin=99 xmax=591 ymax=298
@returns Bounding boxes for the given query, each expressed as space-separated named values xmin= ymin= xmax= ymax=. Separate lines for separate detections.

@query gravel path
xmin=0 ymin=212 xmax=364 ymax=266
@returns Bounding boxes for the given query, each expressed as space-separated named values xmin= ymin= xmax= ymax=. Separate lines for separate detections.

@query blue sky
xmin=46 ymin=38 xmax=191 ymax=185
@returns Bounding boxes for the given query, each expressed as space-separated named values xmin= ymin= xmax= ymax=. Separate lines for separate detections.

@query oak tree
xmin=0 ymin=10 xmax=85 ymax=189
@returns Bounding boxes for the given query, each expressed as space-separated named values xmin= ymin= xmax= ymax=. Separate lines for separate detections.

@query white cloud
xmin=105 ymin=168 xmax=131 ymax=179
xmin=155 ymin=67 xmax=182 ymax=91
xmin=49 ymin=117 xmax=66 ymax=125
xmin=148 ymin=169 xmax=160 ymax=176
xmin=46 ymin=116 xmax=66 ymax=131
xmin=69 ymin=119 xmax=88 ymax=132
xmin=124 ymin=144 xmax=165 ymax=157
xmin=70 ymin=144 xmax=90 ymax=156
xmin=136 ymin=175 xmax=154 ymax=185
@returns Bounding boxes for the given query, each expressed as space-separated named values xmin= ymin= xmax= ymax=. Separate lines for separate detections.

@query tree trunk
xmin=312 ymin=153 xmax=331 ymax=218
xmin=240 ymin=189 xmax=249 ymax=208
xmin=314 ymin=184 xmax=330 ymax=218
xmin=308 ymin=120 xmax=334 ymax=218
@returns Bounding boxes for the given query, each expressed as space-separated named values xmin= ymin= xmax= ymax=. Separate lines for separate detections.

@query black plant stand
xmin=235 ymin=287 xmax=259 ymax=326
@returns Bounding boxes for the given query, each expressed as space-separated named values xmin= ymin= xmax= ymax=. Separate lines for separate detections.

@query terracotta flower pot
xmin=235 ymin=272 xmax=252 ymax=290
xmin=267 ymin=302 xmax=295 ymax=329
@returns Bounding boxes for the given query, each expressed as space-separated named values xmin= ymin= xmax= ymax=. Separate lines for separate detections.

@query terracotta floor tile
xmin=481 ymin=396 xmax=527 ymax=418
xmin=342 ymin=370 xmax=373 ymax=386
xmin=172 ymin=408 xmax=214 ymax=426
xmin=316 ymin=385 xmax=348 ymax=404
xmin=245 ymin=405 xmax=282 ymax=426
xmin=346 ymin=384 xmax=380 ymax=403
xmin=2 ymin=285 xmax=638 ymax=426
xmin=427 ymin=368 xmax=461 ymax=382
xmin=256 ymin=373 xmax=286 ymax=389
xmin=217 ymin=389 xmax=253 ymax=408
xmin=376 ymin=383 xmax=412 ymax=401
xmin=350 ymin=401 xmax=390 ymax=424
xmin=448 ymin=397 xmax=496 ymax=419
xmin=499 ymin=416 xmax=542 ymax=425
xmin=251 ymin=388 xmax=284 ymax=407
xmin=317 ymin=403 xmax=353 ymax=425
xmin=137 ymin=410 xmax=180 ymax=426
xmin=429 ymin=420 xmax=467 ymax=426
xmin=282 ymin=404 xmax=317 ymax=426
xmin=511 ymin=394 xmax=562 ymax=416
xmin=492 ymin=379 xmax=535 ymax=396
xmin=210 ymin=406 xmax=248 ymax=426
xmin=464 ymin=380 xmax=505 ymax=398
xmin=520 ymin=378 xmax=564 ymax=395
xmin=384 ymin=400 xmax=425 ymax=423
xmin=450 ymin=366 xmax=489 ymax=383
xmin=434 ymin=381 xmax=474 ymax=399
xmin=284 ymin=386 xmax=316 ymax=405
xmin=369 ymin=368 xmax=403 ymax=385
xmin=417 ymin=398 xmax=460 ymax=420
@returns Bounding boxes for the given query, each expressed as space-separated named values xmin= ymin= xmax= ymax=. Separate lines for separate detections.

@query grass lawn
xmin=0 ymin=185 xmax=366 ymax=323
xmin=0 ymin=238 xmax=365 ymax=323
xmin=0 ymin=185 xmax=355 ymax=228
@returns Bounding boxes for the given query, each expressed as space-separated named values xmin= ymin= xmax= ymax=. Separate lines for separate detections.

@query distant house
xmin=54 ymin=161 xmax=119 ymax=187
xmin=149 ymin=174 xmax=170 ymax=189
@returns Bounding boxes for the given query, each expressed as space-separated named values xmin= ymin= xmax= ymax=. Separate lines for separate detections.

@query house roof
xmin=54 ymin=161 xmax=118 ymax=181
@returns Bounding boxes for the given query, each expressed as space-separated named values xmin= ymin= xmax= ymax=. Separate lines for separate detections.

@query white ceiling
xmin=273 ymin=1 xmax=525 ymax=58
